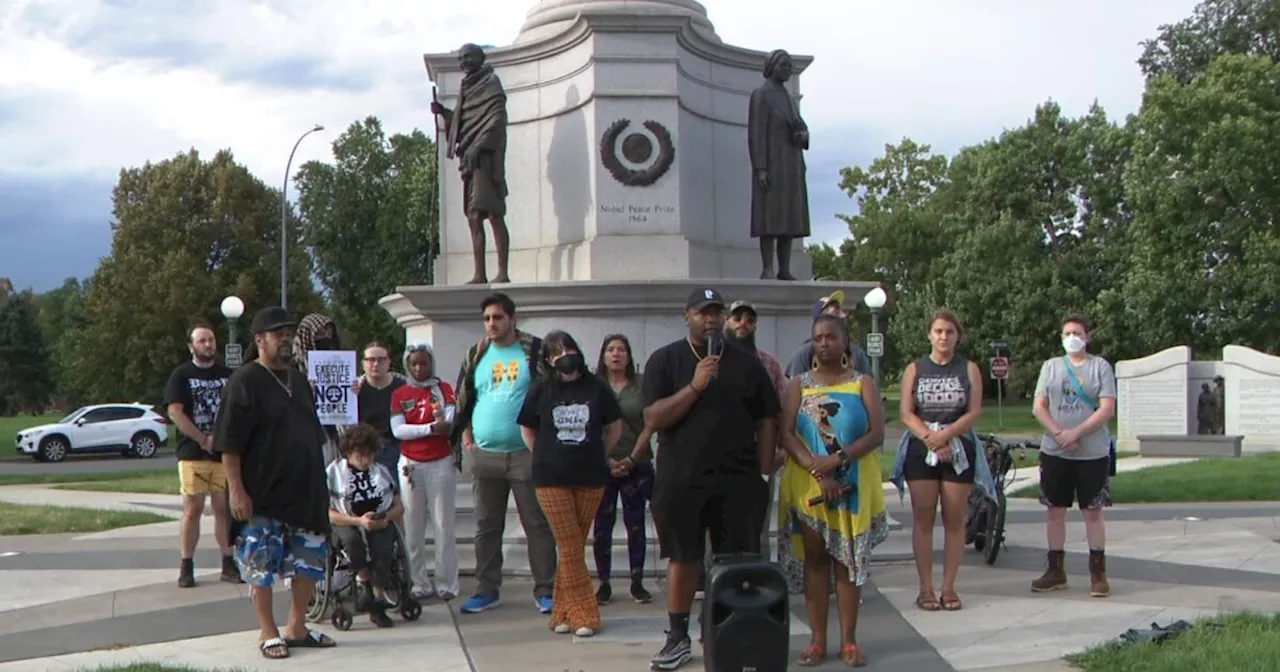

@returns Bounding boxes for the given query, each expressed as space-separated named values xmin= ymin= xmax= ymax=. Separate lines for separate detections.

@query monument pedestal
xmin=380 ymin=280 xmax=875 ymax=382
xmin=423 ymin=0 xmax=814 ymax=285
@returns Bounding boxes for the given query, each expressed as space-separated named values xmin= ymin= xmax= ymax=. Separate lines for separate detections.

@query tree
xmin=0 ymin=290 xmax=53 ymax=414
xmin=34 ymin=278 xmax=90 ymax=407
xmin=1139 ymin=0 xmax=1280 ymax=83
xmin=295 ymin=117 xmax=439 ymax=355
xmin=1123 ymin=53 xmax=1280 ymax=355
xmin=65 ymin=149 xmax=324 ymax=403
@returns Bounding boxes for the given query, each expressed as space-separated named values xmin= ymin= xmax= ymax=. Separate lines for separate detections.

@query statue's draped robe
xmin=748 ymin=79 xmax=811 ymax=238
xmin=448 ymin=64 xmax=509 ymax=217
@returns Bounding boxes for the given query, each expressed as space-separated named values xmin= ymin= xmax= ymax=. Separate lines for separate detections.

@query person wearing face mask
xmin=517 ymin=330 xmax=623 ymax=637
xmin=1030 ymin=313 xmax=1117 ymax=598
xmin=389 ymin=343 xmax=460 ymax=602
xmin=295 ymin=313 xmax=345 ymax=465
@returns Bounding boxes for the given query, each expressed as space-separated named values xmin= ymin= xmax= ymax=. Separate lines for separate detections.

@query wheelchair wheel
xmin=332 ymin=608 xmax=353 ymax=631
xmin=401 ymin=599 xmax=422 ymax=622
xmin=983 ymin=488 xmax=1008 ymax=566
xmin=306 ymin=550 xmax=335 ymax=622
xmin=383 ymin=525 xmax=415 ymax=608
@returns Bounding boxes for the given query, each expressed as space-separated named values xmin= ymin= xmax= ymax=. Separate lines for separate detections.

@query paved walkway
xmin=1 ymin=458 xmax=1278 ymax=670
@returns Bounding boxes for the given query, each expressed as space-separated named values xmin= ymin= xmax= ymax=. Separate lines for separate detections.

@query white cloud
xmin=0 ymin=0 xmax=1200 ymax=230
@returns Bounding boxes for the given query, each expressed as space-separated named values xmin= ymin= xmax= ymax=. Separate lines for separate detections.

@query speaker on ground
xmin=701 ymin=552 xmax=789 ymax=672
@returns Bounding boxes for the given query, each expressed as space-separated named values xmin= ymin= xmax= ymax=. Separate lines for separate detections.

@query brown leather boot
xmin=1089 ymin=550 xmax=1110 ymax=597
xmin=1031 ymin=550 xmax=1067 ymax=592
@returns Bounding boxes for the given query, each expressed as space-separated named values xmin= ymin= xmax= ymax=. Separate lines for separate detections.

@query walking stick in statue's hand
xmin=431 ymin=85 xmax=455 ymax=160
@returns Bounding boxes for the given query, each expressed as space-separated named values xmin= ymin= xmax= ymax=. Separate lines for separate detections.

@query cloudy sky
xmin=0 ymin=0 xmax=1198 ymax=292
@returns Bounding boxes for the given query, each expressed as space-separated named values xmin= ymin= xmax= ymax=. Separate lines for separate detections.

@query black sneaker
xmin=219 ymin=555 xmax=242 ymax=583
xmin=369 ymin=607 xmax=394 ymax=628
xmin=177 ymin=559 xmax=195 ymax=588
xmin=631 ymin=580 xmax=653 ymax=604
xmin=650 ymin=632 xmax=693 ymax=671
xmin=596 ymin=582 xmax=612 ymax=605
xmin=357 ymin=582 xmax=375 ymax=612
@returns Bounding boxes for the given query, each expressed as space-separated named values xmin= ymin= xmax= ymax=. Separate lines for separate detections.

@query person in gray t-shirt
xmin=1029 ymin=313 xmax=1116 ymax=599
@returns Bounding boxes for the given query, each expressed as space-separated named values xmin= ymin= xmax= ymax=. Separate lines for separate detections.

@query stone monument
xmin=382 ymin=0 xmax=868 ymax=380
xmin=1222 ymin=345 xmax=1280 ymax=451
xmin=1114 ymin=345 xmax=1191 ymax=451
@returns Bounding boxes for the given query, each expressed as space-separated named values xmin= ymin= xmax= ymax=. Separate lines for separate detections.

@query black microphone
xmin=707 ymin=331 xmax=723 ymax=357
xmin=808 ymin=485 xmax=853 ymax=507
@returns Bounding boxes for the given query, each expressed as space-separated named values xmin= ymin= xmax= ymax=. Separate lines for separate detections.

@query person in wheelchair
xmin=326 ymin=424 xmax=405 ymax=628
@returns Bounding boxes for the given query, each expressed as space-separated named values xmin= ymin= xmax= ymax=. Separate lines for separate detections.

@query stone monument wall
xmin=1223 ymin=345 xmax=1280 ymax=451
xmin=1115 ymin=345 xmax=1191 ymax=451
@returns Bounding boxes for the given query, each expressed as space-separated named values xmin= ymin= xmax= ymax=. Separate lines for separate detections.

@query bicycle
xmin=964 ymin=433 xmax=1040 ymax=565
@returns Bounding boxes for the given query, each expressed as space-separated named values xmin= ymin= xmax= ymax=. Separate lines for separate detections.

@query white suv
xmin=14 ymin=403 xmax=170 ymax=462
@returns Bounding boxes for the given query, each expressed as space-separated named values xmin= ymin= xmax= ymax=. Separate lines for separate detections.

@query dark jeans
xmin=377 ymin=441 xmax=401 ymax=492
xmin=592 ymin=462 xmax=654 ymax=583
xmin=334 ymin=524 xmax=396 ymax=589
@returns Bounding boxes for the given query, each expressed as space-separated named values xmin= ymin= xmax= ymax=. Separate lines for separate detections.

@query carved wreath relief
xmin=600 ymin=119 xmax=675 ymax=186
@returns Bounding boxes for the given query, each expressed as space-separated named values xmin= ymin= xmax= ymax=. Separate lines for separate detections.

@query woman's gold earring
xmin=811 ymin=355 xmax=819 ymax=371
xmin=841 ymin=353 xmax=851 ymax=369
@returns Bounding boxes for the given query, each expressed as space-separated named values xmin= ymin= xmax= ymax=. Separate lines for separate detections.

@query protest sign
xmin=308 ymin=351 xmax=359 ymax=425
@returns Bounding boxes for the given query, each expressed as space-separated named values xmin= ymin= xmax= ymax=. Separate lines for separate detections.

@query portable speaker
xmin=702 ymin=552 xmax=789 ymax=672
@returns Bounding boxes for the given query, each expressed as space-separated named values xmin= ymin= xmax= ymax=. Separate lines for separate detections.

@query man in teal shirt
xmin=451 ymin=293 xmax=556 ymax=614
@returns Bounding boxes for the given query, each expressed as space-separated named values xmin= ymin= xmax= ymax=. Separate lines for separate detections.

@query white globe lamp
xmin=863 ymin=286 xmax=887 ymax=310
xmin=220 ymin=296 xmax=245 ymax=320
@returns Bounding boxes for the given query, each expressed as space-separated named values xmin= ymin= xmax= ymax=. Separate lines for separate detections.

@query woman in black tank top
xmin=897 ymin=310 xmax=983 ymax=612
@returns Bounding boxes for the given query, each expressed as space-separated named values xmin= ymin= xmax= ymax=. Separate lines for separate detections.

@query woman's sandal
xmin=916 ymin=592 xmax=941 ymax=611
xmin=259 ymin=637 xmax=289 ymax=659
xmin=841 ymin=643 xmax=868 ymax=667
xmin=796 ymin=641 xmax=826 ymax=666
xmin=940 ymin=592 xmax=963 ymax=611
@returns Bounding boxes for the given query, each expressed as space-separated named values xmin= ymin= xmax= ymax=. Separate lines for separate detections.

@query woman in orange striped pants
xmin=518 ymin=330 xmax=624 ymax=637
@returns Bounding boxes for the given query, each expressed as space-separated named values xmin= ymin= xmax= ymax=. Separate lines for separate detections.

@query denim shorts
xmin=234 ymin=515 xmax=328 ymax=588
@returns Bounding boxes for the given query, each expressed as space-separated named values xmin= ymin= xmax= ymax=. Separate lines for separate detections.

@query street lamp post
xmin=220 ymin=296 xmax=245 ymax=367
xmin=863 ymin=285 xmax=888 ymax=384
xmin=280 ymin=124 xmax=325 ymax=311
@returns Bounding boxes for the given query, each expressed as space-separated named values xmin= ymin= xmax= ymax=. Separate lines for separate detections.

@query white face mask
xmin=1062 ymin=335 xmax=1087 ymax=355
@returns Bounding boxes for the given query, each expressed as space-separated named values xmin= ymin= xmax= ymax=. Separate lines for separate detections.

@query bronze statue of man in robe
xmin=431 ymin=43 xmax=511 ymax=284
xmin=748 ymin=49 xmax=811 ymax=281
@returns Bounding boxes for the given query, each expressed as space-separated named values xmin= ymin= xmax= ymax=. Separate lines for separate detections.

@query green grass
xmin=0 ymin=501 xmax=169 ymax=535
xmin=0 ymin=469 xmax=174 ymax=488
xmin=1066 ymin=612 xmax=1280 ymax=672
xmin=0 ymin=412 xmax=176 ymax=461
xmin=51 ymin=470 xmax=178 ymax=495
xmin=883 ymin=396 xmax=1118 ymax=437
xmin=1011 ymin=453 xmax=1280 ymax=503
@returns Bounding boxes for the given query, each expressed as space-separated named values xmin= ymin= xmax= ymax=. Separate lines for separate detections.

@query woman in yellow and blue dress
xmin=778 ymin=313 xmax=888 ymax=667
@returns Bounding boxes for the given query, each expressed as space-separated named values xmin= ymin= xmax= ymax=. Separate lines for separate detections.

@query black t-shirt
xmin=642 ymin=339 xmax=780 ymax=484
xmin=213 ymin=362 xmax=330 ymax=533
xmin=358 ymin=378 xmax=405 ymax=443
xmin=517 ymin=375 xmax=622 ymax=488
xmin=163 ymin=361 xmax=233 ymax=462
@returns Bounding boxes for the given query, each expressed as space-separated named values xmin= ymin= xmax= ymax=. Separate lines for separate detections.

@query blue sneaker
xmin=535 ymin=595 xmax=553 ymax=613
xmin=460 ymin=594 xmax=501 ymax=613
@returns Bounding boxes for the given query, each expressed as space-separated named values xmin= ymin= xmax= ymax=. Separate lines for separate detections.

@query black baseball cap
xmin=686 ymin=288 xmax=725 ymax=311
xmin=250 ymin=307 xmax=294 ymax=334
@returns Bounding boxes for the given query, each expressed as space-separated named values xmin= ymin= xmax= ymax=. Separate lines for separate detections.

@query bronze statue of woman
xmin=748 ymin=49 xmax=811 ymax=281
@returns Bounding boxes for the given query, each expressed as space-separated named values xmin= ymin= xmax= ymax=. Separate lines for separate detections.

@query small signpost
xmin=224 ymin=344 xmax=243 ymax=368
xmin=988 ymin=340 xmax=1011 ymax=428
xmin=866 ymin=333 xmax=884 ymax=358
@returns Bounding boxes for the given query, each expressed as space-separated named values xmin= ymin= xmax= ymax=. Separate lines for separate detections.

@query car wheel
xmin=130 ymin=432 xmax=160 ymax=458
xmin=39 ymin=436 xmax=69 ymax=462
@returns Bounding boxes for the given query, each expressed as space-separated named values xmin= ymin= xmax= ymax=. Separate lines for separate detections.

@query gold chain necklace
xmin=257 ymin=361 xmax=293 ymax=398
xmin=686 ymin=338 xmax=705 ymax=361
